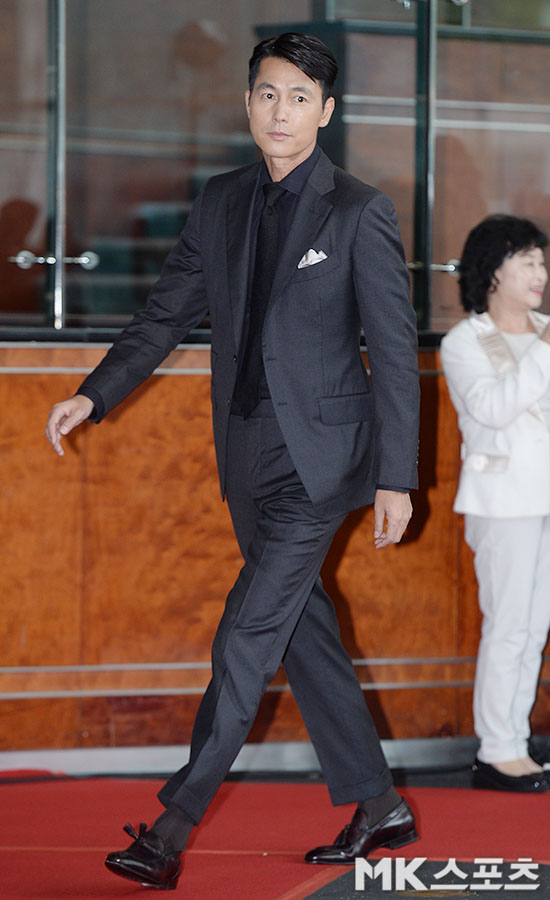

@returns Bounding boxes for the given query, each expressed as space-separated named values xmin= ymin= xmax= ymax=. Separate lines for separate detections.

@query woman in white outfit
xmin=441 ymin=214 xmax=550 ymax=792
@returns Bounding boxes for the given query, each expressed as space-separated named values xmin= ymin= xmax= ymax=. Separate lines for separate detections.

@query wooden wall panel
xmin=1 ymin=345 xmax=549 ymax=753
xmin=0 ymin=700 xmax=81 ymax=751
xmin=81 ymin=375 xmax=240 ymax=666
xmin=323 ymin=357 xmax=462 ymax=663
xmin=0 ymin=374 xmax=83 ymax=667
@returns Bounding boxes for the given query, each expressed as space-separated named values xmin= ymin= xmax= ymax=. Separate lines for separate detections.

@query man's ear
xmin=320 ymin=96 xmax=335 ymax=128
xmin=244 ymin=90 xmax=251 ymax=119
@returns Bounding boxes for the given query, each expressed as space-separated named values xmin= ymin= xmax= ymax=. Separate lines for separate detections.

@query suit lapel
xmin=225 ymin=164 xmax=260 ymax=350
xmin=268 ymin=151 xmax=335 ymax=307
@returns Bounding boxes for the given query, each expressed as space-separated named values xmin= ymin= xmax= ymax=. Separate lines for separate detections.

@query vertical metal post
xmin=412 ymin=0 xmax=436 ymax=330
xmin=47 ymin=0 xmax=66 ymax=330
xmin=461 ymin=1 xmax=472 ymax=28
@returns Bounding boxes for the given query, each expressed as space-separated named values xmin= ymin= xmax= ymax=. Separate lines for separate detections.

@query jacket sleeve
xmin=77 ymin=187 xmax=209 ymax=421
xmin=352 ymin=190 xmax=420 ymax=489
xmin=441 ymin=323 xmax=550 ymax=429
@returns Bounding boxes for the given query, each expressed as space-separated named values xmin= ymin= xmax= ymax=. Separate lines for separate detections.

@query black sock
xmin=149 ymin=803 xmax=195 ymax=853
xmin=358 ymin=785 xmax=401 ymax=826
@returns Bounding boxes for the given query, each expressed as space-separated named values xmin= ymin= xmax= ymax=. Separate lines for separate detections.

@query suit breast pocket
xmin=291 ymin=251 xmax=342 ymax=283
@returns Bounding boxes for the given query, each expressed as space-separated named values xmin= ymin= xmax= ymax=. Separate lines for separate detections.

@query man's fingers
xmin=374 ymin=521 xmax=401 ymax=549
xmin=373 ymin=504 xmax=386 ymax=539
xmin=373 ymin=489 xmax=412 ymax=549
xmin=45 ymin=395 xmax=93 ymax=455
xmin=45 ymin=408 xmax=67 ymax=453
xmin=374 ymin=519 xmax=406 ymax=549
xmin=46 ymin=429 xmax=64 ymax=456
xmin=59 ymin=408 xmax=85 ymax=434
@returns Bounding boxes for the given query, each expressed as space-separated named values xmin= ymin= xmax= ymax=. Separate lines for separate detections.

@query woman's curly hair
xmin=459 ymin=214 xmax=548 ymax=313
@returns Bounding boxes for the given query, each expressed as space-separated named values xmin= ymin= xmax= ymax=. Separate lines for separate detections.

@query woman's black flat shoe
xmin=472 ymin=758 xmax=548 ymax=793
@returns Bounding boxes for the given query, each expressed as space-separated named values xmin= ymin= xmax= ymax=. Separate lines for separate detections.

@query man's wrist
xmin=75 ymin=386 xmax=104 ymax=422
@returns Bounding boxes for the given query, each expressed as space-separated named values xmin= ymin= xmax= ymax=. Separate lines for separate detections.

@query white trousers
xmin=465 ymin=514 xmax=550 ymax=763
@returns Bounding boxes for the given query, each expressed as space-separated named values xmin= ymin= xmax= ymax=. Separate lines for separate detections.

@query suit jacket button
xmin=225 ymin=398 xmax=231 ymax=406
xmin=233 ymin=355 xmax=238 ymax=363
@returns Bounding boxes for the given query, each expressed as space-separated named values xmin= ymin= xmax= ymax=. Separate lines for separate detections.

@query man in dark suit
xmin=46 ymin=32 xmax=420 ymax=891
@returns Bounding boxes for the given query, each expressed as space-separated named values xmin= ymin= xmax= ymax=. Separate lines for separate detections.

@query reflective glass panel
xmin=5 ymin=0 xmax=549 ymax=336
xmin=330 ymin=0 xmax=465 ymax=25
xmin=343 ymin=30 xmax=416 ymax=288
xmin=470 ymin=0 xmax=550 ymax=30
xmin=0 ymin=1 xmax=49 ymax=326
xmin=63 ymin=0 xmax=308 ymax=327
xmin=330 ymin=0 xmax=415 ymax=22
xmin=432 ymin=32 xmax=550 ymax=330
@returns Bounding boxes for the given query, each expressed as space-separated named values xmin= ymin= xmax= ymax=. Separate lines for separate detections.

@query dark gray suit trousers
xmin=158 ymin=400 xmax=392 ymax=823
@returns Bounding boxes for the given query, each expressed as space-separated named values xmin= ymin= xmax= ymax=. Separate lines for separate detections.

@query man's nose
xmin=273 ymin=101 xmax=289 ymax=121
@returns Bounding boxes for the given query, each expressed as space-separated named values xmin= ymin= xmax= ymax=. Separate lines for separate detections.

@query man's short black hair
xmin=248 ymin=32 xmax=338 ymax=106
xmin=459 ymin=214 xmax=548 ymax=313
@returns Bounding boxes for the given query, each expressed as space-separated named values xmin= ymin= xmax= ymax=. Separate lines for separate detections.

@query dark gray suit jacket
xmin=79 ymin=149 xmax=419 ymax=518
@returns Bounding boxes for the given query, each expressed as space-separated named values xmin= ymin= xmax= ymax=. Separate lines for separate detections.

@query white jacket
xmin=440 ymin=311 xmax=550 ymax=517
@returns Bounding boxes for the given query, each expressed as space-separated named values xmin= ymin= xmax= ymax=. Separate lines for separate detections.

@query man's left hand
xmin=373 ymin=489 xmax=412 ymax=549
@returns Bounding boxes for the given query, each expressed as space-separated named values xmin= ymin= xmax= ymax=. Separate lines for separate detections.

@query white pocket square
xmin=297 ymin=248 xmax=328 ymax=269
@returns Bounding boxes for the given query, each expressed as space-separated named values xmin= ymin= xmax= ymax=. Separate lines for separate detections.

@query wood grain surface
xmin=1 ymin=346 xmax=548 ymax=751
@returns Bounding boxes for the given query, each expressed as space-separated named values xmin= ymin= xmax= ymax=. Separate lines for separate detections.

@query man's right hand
xmin=45 ymin=394 xmax=94 ymax=456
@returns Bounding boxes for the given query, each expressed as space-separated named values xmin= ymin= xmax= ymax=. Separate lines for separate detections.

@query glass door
xmin=0 ymin=1 xmax=50 ymax=327
xmin=4 ymin=0 xmax=432 ymax=335
xmin=4 ymin=0 xmax=268 ymax=334
xmin=61 ymin=0 xmax=261 ymax=331
xmin=3 ymin=0 xmax=549 ymax=336
xmin=319 ymin=0 xmax=550 ymax=334
xmin=299 ymin=0 xmax=467 ymax=331
xmin=431 ymin=9 xmax=550 ymax=330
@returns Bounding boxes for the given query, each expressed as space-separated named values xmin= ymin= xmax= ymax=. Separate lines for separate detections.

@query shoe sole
xmin=105 ymin=858 xmax=179 ymax=890
xmin=306 ymin=828 xmax=419 ymax=865
xmin=386 ymin=827 xmax=419 ymax=850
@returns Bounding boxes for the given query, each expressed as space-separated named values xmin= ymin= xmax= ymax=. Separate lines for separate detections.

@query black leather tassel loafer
xmin=105 ymin=822 xmax=182 ymax=890
xmin=304 ymin=799 xmax=418 ymax=865
xmin=472 ymin=758 xmax=548 ymax=793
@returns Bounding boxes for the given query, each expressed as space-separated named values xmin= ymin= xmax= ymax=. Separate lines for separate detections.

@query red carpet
xmin=1 ymin=776 xmax=549 ymax=899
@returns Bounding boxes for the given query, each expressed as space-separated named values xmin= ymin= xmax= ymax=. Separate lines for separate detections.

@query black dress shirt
xmin=241 ymin=145 xmax=321 ymax=404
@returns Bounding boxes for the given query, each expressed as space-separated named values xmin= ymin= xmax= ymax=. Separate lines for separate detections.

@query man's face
xmin=245 ymin=56 xmax=334 ymax=171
